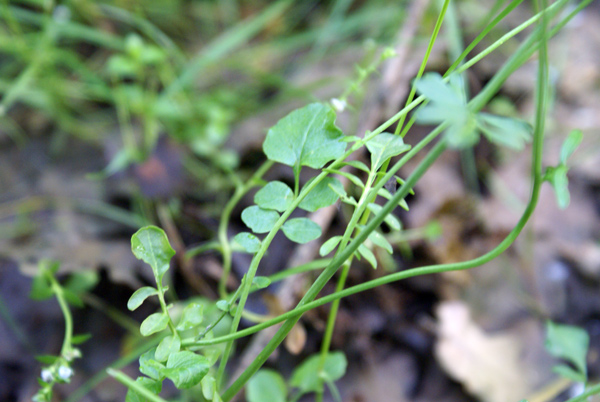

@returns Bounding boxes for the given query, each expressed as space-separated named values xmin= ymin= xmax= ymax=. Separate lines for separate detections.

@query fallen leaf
xmin=435 ymin=301 xmax=530 ymax=402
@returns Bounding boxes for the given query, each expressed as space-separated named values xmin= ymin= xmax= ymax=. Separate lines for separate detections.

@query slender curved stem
xmin=217 ymin=160 xmax=274 ymax=298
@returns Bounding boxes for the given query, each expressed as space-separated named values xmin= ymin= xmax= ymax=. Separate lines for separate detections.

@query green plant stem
xmin=46 ymin=271 xmax=73 ymax=357
xmin=222 ymin=137 xmax=447 ymax=401
xmin=394 ymin=0 xmax=450 ymax=136
xmin=107 ymin=369 xmax=168 ymax=402
xmin=155 ymin=282 xmax=177 ymax=336
xmin=267 ymin=259 xmax=332 ymax=283
xmin=218 ymin=160 xmax=274 ymax=298
xmin=218 ymin=0 xmax=577 ymax=394
xmin=316 ymin=168 xmax=379 ymax=402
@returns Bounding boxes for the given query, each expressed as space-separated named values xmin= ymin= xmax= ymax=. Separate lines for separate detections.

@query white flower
xmin=41 ymin=369 xmax=54 ymax=383
xmin=331 ymin=98 xmax=347 ymax=112
xmin=58 ymin=366 xmax=73 ymax=381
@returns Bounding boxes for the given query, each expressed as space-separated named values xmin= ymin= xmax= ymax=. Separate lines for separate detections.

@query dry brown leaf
xmin=284 ymin=322 xmax=307 ymax=355
xmin=435 ymin=301 xmax=530 ymax=402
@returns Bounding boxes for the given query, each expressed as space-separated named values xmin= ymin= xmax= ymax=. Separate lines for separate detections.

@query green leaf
xmin=246 ymin=370 xmax=287 ymax=402
xmin=546 ymin=165 xmax=570 ymax=209
xmin=216 ymin=300 xmax=229 ymax=312
xmin=140 ymin=312 xmax=170 ymax=336
xmin=125 ymin=377 xmax=162 ymax=402
xmin=71 ymin=333 xmax=92 ymax=345
xmin=241 ymin=206 xmax=280 ymax=234
xmin=377 ymin=188 xmax=409 ymax=211
xmin=358 ymin=244 xmax=377 ymax=269
xmin=552 ymin=364 xmax=586 ymax=383
xmin=64 ymin=271 xmax=99 ymax=294
xmin=30 ymin=274 xmax=53 ymax=300
xmin=414 ymin=73 xmax=479 ymax=149
xmin=320 ymin=236 xmax=342 ymax=257
xmin=161 ymin=351 xmax=210 ymax=389
xmin=155 ymin=334 xmax=181 ymax=362
xmin=325 ymin=169 xmax=364 ymax=188
xmin=252 ymin=276 xmax=271 ymax=289
xmin=366 ymin=133 xmax=411 ymax=170
xmin=263 ymin=103 xmax=346 ymax=173
xmin=201 ymin=375 xmax=216 ymax=400
xmin=290 ymin=352 xmax=347 ymax=393
xmin=299 ymin=177 xmax=343 ymax=212
xmin=545 ymin=321 xmax=589 ymax=379
xmin=282 ymin=218 xmax=322 ymax=244
xmin=177 ymin=303 xmax=204 ymax=331
xmin=35 ymin=355 xmax=59 ymax=364
xmin=254 ymin=181 xmax=294 ymax=212
xmin=366 ymin=203 xmax=402 ymax=231
xmin=560 ymin=129 xmax=583 ymax=164
xmin=62 ymin=288 xmax=84 ymax=308
xmin=128 ymin=286 xmax=159 ymax=311
xmin=131 ymin=226 xmax=175 ymax=286
xmin=139 ymin=348 xmax=165 ymax=381
xmin=368 ymin=231 xmax=393 ymax=254
xmin=233 ymin=232 xmax=262 ymax=253
xmin=477 ymin=113 xmax=532 ymax=150
xmin=342 ymin=160 xmax=370 ymax=173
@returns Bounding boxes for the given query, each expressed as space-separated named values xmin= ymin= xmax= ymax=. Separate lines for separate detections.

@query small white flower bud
xmin=41 ymin=369 xmax=54 ymax=383
xmin=58 ymin=366 xmax=73 ymax=381
xmin=331 ymin=98 xmax=347 ymax=112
